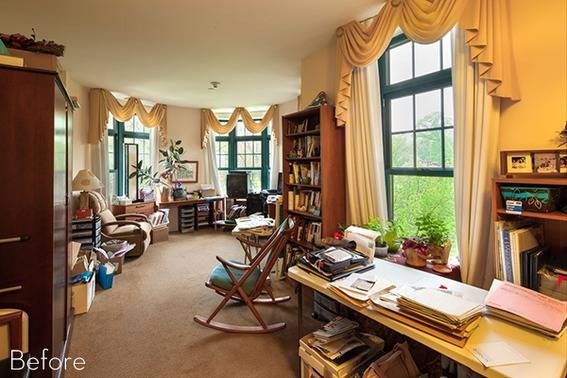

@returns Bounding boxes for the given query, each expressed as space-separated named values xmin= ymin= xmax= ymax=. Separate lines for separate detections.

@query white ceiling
xmin=0 ymin=0 xmax=379 ymax=108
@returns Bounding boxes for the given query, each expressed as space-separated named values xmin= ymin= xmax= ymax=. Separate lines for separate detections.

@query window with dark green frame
xmin=215 ymin=120 xmax=271 ymax=194
xmin=107 ymin=116 xmax=152 ymax=197
xmin=379 ymin=33 xmax=457 ymax=248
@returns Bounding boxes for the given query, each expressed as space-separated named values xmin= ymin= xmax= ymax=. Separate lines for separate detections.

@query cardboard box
xmin=72 ymin=271 xmax=96 ymax=315
xmin=151 ymin=224 xmax=169 ymax=243
xmin=94 ymin=248 xmax=125 ymax=275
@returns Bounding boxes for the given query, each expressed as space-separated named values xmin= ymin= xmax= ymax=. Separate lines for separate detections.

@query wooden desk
xmin=112 ymin=201 xmax=156 ymax=217
xmin=288 ymin=260 xmax=567 ymax=378
xmin=158 ymin=196 xmax=226 ymax=232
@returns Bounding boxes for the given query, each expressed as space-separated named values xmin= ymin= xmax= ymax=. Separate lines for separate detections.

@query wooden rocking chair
xmin=193 ymin=218 xmax=294 ymax=333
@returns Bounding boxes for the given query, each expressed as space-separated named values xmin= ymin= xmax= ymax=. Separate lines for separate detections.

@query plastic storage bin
xmin=97 ymin=264 xmax=114 ymax=289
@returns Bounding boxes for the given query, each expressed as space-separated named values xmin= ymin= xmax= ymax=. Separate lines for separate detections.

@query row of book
xmin=288 ymin=190 xmax=321 ymax=216
xmin=288 ymin=162 xmax=321 ymax=186
xmin=291 ymin=218 xmax=322 ymax=245
xmin=288 ymin=136 xmax=320 ymax=158
xmin=288 ymin=118 xmax=319 ymax=135
xmin=494 ymin=220 xmax=545 ymax=290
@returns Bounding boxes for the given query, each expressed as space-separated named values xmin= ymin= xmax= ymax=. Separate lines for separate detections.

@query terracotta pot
xmin=403 ymin=248 xmax=428 ymax=268
xmin=428 ymin=240 xmax=452 ymax=265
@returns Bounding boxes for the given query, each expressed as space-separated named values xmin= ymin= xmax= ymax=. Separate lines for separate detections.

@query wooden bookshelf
xmin=492 ymin=176 xmax=567 ymax=293
xmin=282 ymin=105 xmax=345 ymax=249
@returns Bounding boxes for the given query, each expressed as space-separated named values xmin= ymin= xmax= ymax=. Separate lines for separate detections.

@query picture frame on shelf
xmin=559 ymin=154 xmax=567 ymax=173
xmin=177 ymin=161 xmax=199 ymax=183
xmin=506 ymin=152 xmax=533 ymax=173
xmin=533 ymin=152 xmax=558 ymax=173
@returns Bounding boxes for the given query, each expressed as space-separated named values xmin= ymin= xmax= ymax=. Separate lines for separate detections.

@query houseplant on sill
xmin=414 ymin=211 xmax=452 ymax=272
xmin=365 ymin=217 xmax=403 ymax=257
xmin=160 ymin=139 xmax=191 ymax=201
xmin=129 ymin=161 xmax=169 ymax=202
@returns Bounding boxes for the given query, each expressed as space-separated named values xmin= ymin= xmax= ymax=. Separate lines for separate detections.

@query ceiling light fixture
xmin=209 ymin=81 xmax=221 ymax=90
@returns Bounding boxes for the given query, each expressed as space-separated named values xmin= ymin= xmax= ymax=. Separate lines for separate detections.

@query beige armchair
xmin=85 ymin=191 xmax=152 ymax=257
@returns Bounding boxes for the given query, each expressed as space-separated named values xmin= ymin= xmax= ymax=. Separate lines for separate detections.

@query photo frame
xmin=506 ymin=153 xmax=533 ymax=174
xmin=177 ymin=161 xmax=199 ymax=183
xmin=533 ymin=152 xmax=558 ymax=173
xmin=560 ymin=153 xmax=567 ymax=173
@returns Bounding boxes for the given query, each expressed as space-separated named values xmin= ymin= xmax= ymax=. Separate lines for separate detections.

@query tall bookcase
xmin=282 ymin=105 xmax=346 ymax=249
xmin=492 ymin=176 xmax=567 ymax=294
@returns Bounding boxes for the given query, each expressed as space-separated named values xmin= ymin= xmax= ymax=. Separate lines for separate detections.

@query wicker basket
xmin=500 ymin=186 xmax=561 ymax=213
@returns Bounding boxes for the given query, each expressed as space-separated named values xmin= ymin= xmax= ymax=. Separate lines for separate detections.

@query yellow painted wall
xmin=499 ymin=0 xmax=567 ymax=151
xmin=67 ymin=76 xmax=92 ymax=175
xmin=300 ymin=41 xmax=337 ymax=109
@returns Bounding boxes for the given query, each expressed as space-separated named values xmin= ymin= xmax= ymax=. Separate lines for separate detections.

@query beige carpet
xmin=67 ymin=230 xmax=303 ymax=378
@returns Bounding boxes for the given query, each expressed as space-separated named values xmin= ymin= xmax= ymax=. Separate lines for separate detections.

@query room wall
xmin=166 ymin=105 xmax=205 ymax=192
xmin=300 ymin=41 xmax=337 ymax=109
xmin=279 ymin=98 xmax=299 ymax=118
xmin=66 ymin=75 xmax=92 ymax=175
xmin=498 ymin=0 xmax=567 ymax=150
xmin=299 ymin=0 xmax=567 ymax=151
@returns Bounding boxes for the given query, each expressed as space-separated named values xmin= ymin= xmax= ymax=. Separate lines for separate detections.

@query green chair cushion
xmin=209 ymin=260 xmax=261 ymax=295
xmin=0 ymin=39 xmax=9 ymax=56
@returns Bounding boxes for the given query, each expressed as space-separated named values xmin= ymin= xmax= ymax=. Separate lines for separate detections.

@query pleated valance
xmin=200 ymin=105 xmax=278 ymax=148
xmin=88 ymin=88 xmax=168 ymax=146
xmin=336 ymin=0 xmax=520 ymax=127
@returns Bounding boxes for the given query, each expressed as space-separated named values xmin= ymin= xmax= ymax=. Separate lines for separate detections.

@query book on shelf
xmin=287 ymin=118 xmax=320 ymax=135
xmin=288 ymin=162 xmax=320 ymax=186
xmin=288 ymin=135 xmax=320 ymax=159
xmin=494 ymin=220 xmax=545 ymax=289
xmin=289 ymin=190 xmax=321 ymax=216
xmin=291 ymin=217 xmax=322 ymax=246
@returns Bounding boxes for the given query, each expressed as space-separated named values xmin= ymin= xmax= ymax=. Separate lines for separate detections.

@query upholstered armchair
xmin=85 ymin=191 xmax=152 ymax=257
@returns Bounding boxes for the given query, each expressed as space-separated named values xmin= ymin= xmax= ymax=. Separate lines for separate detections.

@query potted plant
xmin=129 ymin=161 xmax=169 ymax=202
xmin=365 ymin=217 xmax=403 ymax=257
xmin=414 ymin=211 xmax=451 ymax=266
xmin=401 ymin=237 xmax=430 ymax=267
xmin=159 ymin=139 xmax=191 ymax=201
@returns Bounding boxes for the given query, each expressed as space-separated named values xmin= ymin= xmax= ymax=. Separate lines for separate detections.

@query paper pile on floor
xmin=308 ymin=317 xmax=367 ymax=362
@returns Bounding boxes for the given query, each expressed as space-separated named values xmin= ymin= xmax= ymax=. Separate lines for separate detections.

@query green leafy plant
xmin=365 ymin=217 xmax=403 ymax=252
xmin=159 ymin=139 xmax=191 ymax=182
xmin=415 ymin=211 xmax=450 ymax=247
xmin=129 ymin=161 xmax=168 ymax=188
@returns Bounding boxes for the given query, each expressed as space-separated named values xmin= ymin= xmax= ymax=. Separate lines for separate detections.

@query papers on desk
xmin=328 ymin=271 xmax=395 ymax=308
xmin=468 ymin=342 xmax=529 ymax=368
xmin=484 ymin=279 xmax=567 ymax=338
xmin=235 ymin=215 xmax=274 ymax=230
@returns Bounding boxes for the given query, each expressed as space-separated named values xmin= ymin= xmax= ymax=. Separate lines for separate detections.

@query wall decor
xmin=500 ymin=149 xmax=567 ymax=177
xmin=533 ymin=153 xmax=558 ymax=173
xmin=506 ymin=152 xmax=533 ymax=174
xmin=177 ymin=161 xmax=199 ymax=183
xmin=559 ymin=154 xmax=567 ymax=173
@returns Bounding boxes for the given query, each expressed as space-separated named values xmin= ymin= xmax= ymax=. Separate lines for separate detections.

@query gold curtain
xmin=200 ymin=105 xmax=278 ymax=148
xmin=88 ymin=89 xmax=168 ymax=146
xmin=336 ymin=0 xmax=520 ymax=127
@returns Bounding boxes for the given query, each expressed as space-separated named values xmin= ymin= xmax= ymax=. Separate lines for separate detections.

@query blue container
xmin=97 ymin=264 xmax=114 ymax=289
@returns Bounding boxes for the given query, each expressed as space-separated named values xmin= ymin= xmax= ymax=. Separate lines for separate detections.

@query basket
xmin=500 ymin=186 xmax=561 ymax=213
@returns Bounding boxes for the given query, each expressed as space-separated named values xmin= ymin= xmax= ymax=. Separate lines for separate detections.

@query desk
xmin=158 ymin=196 xmax=226 ymax=232
xmin=288 ymin=260 xmax=567 ymax=378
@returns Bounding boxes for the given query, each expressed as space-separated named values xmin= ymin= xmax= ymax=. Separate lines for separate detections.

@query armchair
xmin=81 ymin=191 xmax=152 ymax=257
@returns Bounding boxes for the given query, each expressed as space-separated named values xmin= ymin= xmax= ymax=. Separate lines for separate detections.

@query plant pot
xmin=428 ymin=240 xmax=452 ymax=265
xmin=375 ymin=245 xmax=389 ymax=258
xmin=173 ymin=187 xmax=187 ymax=201
xmin=403 ymin=248 xmax=428 ymax=268
xmin=160 ymin=186 xmax=171 ymax=203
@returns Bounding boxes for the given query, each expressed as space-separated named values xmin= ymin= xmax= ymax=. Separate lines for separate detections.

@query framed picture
xmin=177 ymin=161 xmax=199 ymax=183
xmin=560 ymin=153 xmax=567 ymax=173
xmin=533 ymin=152 xmax=558 ymax=173
xmin=506 ymin=153 xmax=533 ymax=173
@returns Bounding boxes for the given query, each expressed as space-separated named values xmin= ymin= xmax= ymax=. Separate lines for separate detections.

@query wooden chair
xmin=193 ymin=218 xmax=294 ymax=333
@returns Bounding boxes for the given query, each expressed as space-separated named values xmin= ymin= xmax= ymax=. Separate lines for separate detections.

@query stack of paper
xmin=370 ymin=285 xmax=483 ymax=347
xmin=309 ymin=317 xmax=367 ymax=361
xmin=484 ymin=279 xmax=567 ymax=338
xmin=329 ymin=271 xmax=395 ymax=308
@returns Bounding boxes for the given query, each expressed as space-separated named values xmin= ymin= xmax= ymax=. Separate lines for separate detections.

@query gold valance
xmin=88 ymin=88 xmax=168 ymax=146
xmin=336 ymin=0 xmax=520 ymax=127
xmin=201 ymin=105 xmax=278 ymax=148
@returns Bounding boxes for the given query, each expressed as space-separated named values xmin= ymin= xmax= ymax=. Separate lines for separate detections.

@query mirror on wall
xmin=124 ymin=143 xmax=139 ymax=200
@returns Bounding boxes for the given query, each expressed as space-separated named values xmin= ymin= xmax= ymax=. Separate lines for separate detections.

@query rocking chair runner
xmin=193 ymin=218 xmax=294 ymax=333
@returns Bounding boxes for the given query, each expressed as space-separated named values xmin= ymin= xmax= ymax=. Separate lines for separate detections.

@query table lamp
xmin=72 ymin=169 xmax=103 ymax=210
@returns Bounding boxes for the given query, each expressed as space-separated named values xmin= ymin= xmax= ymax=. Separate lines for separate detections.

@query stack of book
xmin=484 ymin=279 xmax=567 ymax=338
xmin=494 ymin=221 xmax=545 ymax=289
xmin=372 ymin=286 xmax=483 ymax=347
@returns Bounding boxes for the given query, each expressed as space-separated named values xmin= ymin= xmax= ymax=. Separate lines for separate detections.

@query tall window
xmin=107 ymin=116 xmax=152 ymax=197
xmin=379 ymin=33 xmax=456 ymax=244
xmin=215 ymin=120 xmax=271 ymax=194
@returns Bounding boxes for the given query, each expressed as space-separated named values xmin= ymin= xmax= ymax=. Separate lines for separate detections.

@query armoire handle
xmin=0 ymin=286 xmax=22 ymax=294
xmin=0 ymin=236 xmax=30 ymax=245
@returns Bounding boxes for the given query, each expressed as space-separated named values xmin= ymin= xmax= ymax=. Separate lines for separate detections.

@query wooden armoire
xmin=0 ymin=65 xmax=74 ymax=377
